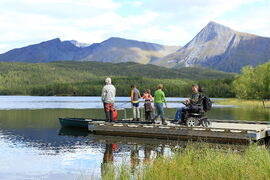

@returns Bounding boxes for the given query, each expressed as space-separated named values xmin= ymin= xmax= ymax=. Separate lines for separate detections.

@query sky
xmin=0 ymin=0 xmax=270 ymax=53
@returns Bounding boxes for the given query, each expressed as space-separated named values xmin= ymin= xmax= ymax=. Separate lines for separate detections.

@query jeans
xmin=175 ymin=107 xmax=189 ymax=121
xmin=154 ymin=103 xmax=164 ymax=119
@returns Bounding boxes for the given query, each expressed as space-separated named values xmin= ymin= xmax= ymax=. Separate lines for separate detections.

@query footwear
xmin=151 ymin=116 xmax=157 ymax=123
xmin=136 ymin=118 xmax=140 ymax=121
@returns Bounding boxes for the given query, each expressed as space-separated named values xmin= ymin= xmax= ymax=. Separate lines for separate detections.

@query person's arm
xmin=138 ymin=91 xmax=142 ymax=98
xmin=150 ymin=95 xmax=153 ymax=101
xmin=130 ymin=90 xmax=134 ymax=102
xmin=101 ymin=87 xmax=106 ymax=102
xmin=162 ymin=91 xmax=167 ymax=108
xmin=113 ymin=86 xmax=116 ymax=100
xmin=142 ymin=93 xmax=146 ymax=99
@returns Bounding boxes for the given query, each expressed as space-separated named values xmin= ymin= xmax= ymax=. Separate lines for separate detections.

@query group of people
xmin=101 ymin=77 xmax=200 ymax=125
xmin=130 ymin=84 xmax=167 ymax=124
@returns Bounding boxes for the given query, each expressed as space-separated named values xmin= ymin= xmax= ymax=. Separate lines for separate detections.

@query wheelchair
xmin=179 ymin=102 xmax=211 ymax=127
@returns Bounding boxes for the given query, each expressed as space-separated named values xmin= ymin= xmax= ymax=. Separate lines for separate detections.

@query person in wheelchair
xmin=173 ymin=84 xmax=203 ymax=124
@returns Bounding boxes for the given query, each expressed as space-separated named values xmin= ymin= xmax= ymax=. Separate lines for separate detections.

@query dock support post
xmin=265 ymin=130 xmax=270 ymax=146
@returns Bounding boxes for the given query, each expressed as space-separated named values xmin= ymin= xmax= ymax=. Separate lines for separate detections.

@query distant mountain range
xmin=0 ymin=37 xmax=179 ymax=64
xmin=0 ymin=21 xmax=269 ymax=72
xmin=154 ymin=22 xmax=270 ymax=72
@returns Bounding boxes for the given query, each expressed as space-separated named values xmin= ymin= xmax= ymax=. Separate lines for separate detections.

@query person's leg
xmin=159 ymin=103 xmax=166 ymax=125
xmin=149 ymin=111 xmax=153 ymax=120
xmin=156 ymin=103 xmax=162 ymax=118
xmin=136 ymin=106 xmax=140 ymax=120
xmin=180 ymin=107 xmax=189 ymax=123
xmin=132 ymin=104 xmax=136 ymax=120
xmin=145 ymin=111 xmax=149 ymax=120
xmin=109 ymin=103 xmax=114 ymax=122
xmin=104 ymin=103 xmax=111 ymax=122
xmin=152 ymin=103 xmax=159 ymax=121
xmin=174 ymin=108 xmax=182 ymax=121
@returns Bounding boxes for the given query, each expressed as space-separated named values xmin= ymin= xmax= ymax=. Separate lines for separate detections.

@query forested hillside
xmin=0 ymin=61 xmax=234 ymax=97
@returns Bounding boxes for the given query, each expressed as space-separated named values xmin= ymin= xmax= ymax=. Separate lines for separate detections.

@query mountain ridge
xmin=0 ymin=37 xmax=180 ymax=64
xmin=0 ymin=21 xmax=269 ymax=72
xmin=154 ymin=21 xmax=270 ymax=72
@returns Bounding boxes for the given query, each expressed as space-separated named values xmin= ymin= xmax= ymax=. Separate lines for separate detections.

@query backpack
xmin=202 ymin=95 xmax=212 ymax=112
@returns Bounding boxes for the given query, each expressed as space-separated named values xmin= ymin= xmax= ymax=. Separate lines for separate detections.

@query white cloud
xmin=0 ymin=1 xmax=160 ymax=52
xmin=138 ymin=26 xmax=191 ymax=46
xmin=130 ymin=1 xmax=143 ymax=7
xmin=20 ymin=0 xmax=120 ymax=9
xmin=0 ymin=0 xmax=269 ymax=53
xmin=217 ymin=4 xmax=270 ymax=37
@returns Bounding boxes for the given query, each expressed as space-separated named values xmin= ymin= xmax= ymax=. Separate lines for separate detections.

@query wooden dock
xmin=88 ymin=119 xmax=270 ymax=144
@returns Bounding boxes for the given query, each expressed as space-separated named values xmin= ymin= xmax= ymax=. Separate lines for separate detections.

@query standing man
xmin=152 ymin=84 xmax=167 ymax=125
xmin=101 ymin=77 xmax=116 ymax=122
xmin=130 ymin=84 xmax=141 ymax=121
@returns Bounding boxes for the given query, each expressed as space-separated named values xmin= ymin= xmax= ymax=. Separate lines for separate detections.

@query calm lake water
xmin=0 ymin=96 xmax=269 ymax=180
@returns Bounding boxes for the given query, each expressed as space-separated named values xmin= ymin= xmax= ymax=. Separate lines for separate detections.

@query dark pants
xmin=145 ymin=111 xmax=152 ymax=121
xmin=103 ymin=103 xmax=114 ymax=122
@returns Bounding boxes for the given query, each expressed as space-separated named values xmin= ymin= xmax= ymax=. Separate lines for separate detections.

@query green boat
xmin=59 ymin=118 xmax=93 ymax=128
xmin=59 ymin=117 xmax=154 ymax=129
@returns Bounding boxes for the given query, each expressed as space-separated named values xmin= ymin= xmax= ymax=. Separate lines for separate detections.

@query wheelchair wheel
xmin=201 ymin=118 xmax=211 ymax=127
xmin=186 ymin=117 xmax=199 ymax=127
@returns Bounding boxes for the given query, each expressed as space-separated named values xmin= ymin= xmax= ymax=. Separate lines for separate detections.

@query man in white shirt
xmin=101 ymin=77 xmax=116 ymax=122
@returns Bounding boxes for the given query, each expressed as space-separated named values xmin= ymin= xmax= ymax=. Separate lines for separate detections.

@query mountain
xmin=154 ymin=21 xmax=270 ymax=72
xmin=81 ymin=37 xmax=179 ymax=64
xmin=0 ymin=38 xmax=83 ymax=63
xmin=0 ymin=37 xmax=180 ymax=64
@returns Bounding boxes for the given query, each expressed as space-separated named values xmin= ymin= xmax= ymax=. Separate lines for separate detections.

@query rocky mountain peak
xmin=189 ymin=21 xmax=235 ymax=45
xmin=40 ymin=38 xmax=61 ymax=45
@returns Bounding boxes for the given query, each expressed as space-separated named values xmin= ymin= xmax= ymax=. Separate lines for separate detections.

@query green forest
xmin=0 ymin=61 xmax=268 ymax=98
xmin=233 ymin=61 xmax=270 ymax=99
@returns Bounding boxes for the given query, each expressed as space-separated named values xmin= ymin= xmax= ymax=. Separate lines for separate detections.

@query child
xmin=143 ymin=89 xmax=153 ymax=121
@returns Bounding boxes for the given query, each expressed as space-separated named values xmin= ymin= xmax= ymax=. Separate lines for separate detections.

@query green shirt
xmin=154 ymin=89 xmax=167 ymax=104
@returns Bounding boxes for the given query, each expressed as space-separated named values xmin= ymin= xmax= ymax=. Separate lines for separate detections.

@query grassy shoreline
xmin=101 ymin=145 xmax=270 ymax=180
xmin=215 ymin=98 xmax=268 ymax=108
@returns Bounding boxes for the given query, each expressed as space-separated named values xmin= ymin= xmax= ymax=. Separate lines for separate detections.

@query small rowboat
xmin=59 ymin=117 xmax=154 ymax=129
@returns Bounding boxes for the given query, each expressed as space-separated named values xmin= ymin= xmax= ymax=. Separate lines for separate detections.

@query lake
xmin=0 ymin=96 xmax=269 ymax=180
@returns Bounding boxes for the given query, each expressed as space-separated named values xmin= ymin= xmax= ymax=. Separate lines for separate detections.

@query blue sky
xmin=0 ymin=0 xmax=269 ymax=53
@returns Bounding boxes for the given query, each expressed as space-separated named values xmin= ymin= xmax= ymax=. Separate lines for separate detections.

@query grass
xmin=100 ymin=144 xmax=270 ymax=180
xmin=215 ymin=98 xmax=269 ymax=108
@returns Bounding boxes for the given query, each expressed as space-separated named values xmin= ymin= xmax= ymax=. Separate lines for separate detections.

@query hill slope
xmin=154 ymin=22 xmax=270 ymax=72
xmin=0 ymin=37 xmax=179 ymax=64
xmin=0 ymin=61 xmax=234 ymax=82
xmin=0 ymin=61 xmax=235 ymax=96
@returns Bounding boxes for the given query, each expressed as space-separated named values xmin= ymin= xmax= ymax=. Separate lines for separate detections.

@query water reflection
xmin=0 ymin=103 xmax=269 ymax=179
